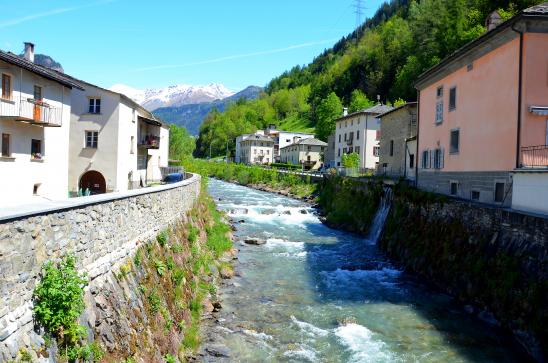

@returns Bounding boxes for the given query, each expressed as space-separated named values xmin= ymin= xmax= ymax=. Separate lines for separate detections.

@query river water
xmin=204 ymin=179 xmax=524 ymax=362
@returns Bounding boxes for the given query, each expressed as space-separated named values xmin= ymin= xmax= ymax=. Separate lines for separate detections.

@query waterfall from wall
xmin=367 ymin=187 xmax=393 ymax=244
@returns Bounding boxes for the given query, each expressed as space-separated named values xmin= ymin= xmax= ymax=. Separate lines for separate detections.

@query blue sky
xmin=0 ymin=0 xmax=387 ymax=91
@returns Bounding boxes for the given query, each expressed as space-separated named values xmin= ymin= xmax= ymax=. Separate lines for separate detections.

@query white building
xmin=0 ymin=44 xmax=82 ymax=206
xmin=235 ymin=130 xmax=265 ymax=163
xmin=280 ymin=138 xmax=327 ymax=170
xmin=68 ymin=80 xmax=169 ymax=195
xmin=334 ymin=104 xmax=393 ymax=170
xmin=238 ymin=134 xmax=274 ymax=165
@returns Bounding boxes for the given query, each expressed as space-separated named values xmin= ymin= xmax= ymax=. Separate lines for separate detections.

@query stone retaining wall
xmin=0 ymin=173 xmax=201 ymax=360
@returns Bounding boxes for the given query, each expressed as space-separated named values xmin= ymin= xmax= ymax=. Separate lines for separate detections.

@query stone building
xmin=280 ymin=137 xmax=327 ymax=170
xmin=377 ymin=102 xmax=418 ymax=181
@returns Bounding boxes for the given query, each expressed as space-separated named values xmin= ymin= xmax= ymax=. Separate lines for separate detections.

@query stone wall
xmin=0 ymin=173 xmax=201 ymax=360
xmin=380 ymin=186 xmax=547 ymax=361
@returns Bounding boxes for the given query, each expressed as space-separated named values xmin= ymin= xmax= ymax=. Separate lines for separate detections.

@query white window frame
xmin=88 ymin=97 xmax=101 ymax=114
xmin=85 ymin=131 xmax=99 ymax=149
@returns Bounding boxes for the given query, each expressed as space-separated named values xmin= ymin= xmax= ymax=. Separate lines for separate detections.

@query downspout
xmin=415 ymin=90 xmax=420 ymax=187
xmin=512 ymin=22 xmax=524 ymax=169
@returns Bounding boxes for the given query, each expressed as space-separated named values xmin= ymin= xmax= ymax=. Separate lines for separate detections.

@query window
xmin=356 ymin=131 xmax=360 ymax=140
xmin=349 ymin=132 xmax=354 ymax=141
xmin=433 ymin=148 xmax=444 ymax=169
xmin=1 ymin=133 xmax=10 ymax=157
xmin=344 ymin=133 xmax=347 ymax=141
xmin=33 ymin=85 xmax=42 ymax=101
xmin=267 ymin=150 xmax=270 ymax=155
xmin=471 ymin=190 xmax=480 ymax=201
xmin=338 ymin=148 xmax=341 ymax=157
xmin=422 ymin=150 xmax=430 ymax=169
xmin=254 ymin=149 xmax=257 ymax=154
xmin=33 ymin=184 xmax=40 ymax=195
xmin=348 ymin=147 xmax=353 ymax=153
xmin=31 ymin=139 xmax=41 ymax=158
xmin=435 ymin=101 xmax=443 ymax=124
xmin=449 ymin=87 xmax=457 ymax=111
xmin=494 ymin=182 xmax=505 ymax=203
xmin=389 ymin=140 xmax=394 ymax=156
xmin=338 ymin=134 xmax=341 ymax=142
xmin=450 ymin=182 xmax=458 ymax=196
xmin=450 ymin=129 xmax=460 ymax=154
xmin=85 ymin=131 xmax=98 ymax=148
xmin=1 ymin=74 xmax=12 ymax=100
xmin=307 ymin=146 xmax=311 ymax=151
xmin=409 ymin=154 xmax=415 ymax=168
xmin=130 ymin=136 xmax=135 ymax=154
xmin=355 ymin=146 xmax=360 ymax=155
xmin=89 ymin=98 xmax=101 ymax=114
xmin=436 ymin=86 xmax=444 ymax=98
xmin=373 ymin=146 xmax=380 ymax=157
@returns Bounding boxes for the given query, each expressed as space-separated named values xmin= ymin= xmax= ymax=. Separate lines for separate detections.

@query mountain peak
xmin=109 ymin=83 xmax=235 ymax=111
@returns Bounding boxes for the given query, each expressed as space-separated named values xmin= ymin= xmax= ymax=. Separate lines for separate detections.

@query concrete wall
xmin=0 ymin=173 xmax=201 ymax=360
xmin=0 ymin=60 xmax=72 ymax=206
xmin=512 ymin=171 xmax=548 ymax=215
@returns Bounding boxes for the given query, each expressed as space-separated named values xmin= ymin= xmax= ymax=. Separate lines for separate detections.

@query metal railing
xmin=521 ymin=145 xmax=548 ymax=168
xmin=160 ymin=166 xmax=183 ymax=179
xmin=1 ymin=98 xmax=62 ymax=126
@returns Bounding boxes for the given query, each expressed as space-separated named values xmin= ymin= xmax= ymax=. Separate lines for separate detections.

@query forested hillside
xmin=195 ymin=0 xmax=539 ymax=157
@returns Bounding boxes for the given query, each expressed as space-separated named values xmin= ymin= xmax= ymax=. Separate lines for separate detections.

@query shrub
xmin=33 ymin=255 xmax=88 ymax=347
xmin=148 ymin=290 xmax=162 ymax=314
xmin=154 ymin=259 xmax=167 ymax=276
xmin=157 ymin=230 xmax=168 ymax=247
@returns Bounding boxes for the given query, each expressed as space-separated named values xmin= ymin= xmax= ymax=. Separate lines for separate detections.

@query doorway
xmin=79 ymin=170 xmax=106 ymax=195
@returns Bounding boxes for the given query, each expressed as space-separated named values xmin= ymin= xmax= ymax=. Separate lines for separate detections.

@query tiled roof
xmin=0 ymin=50 xmax=84 ymax=90
xmin=295 ymin=138 xmax=327 ymax=146
xmin=335 ymin=104 xmax=394 ymax=122
xmin=246 ymin=135 xmax=274 ymax=143
xmin=524 ymin=2 xmax=548 ymax=14
xmin=378 ymin=102 xmax=417 ymax=118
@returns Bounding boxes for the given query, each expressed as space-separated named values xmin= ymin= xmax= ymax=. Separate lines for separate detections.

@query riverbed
xmin=201 ymin=179 xmax=525 ymax=362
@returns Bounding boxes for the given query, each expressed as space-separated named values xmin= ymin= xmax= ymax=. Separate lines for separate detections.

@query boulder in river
xmin=205 ymin=345 xmax=230 ymax=358
xmin=261 ymin=209 xmax=276 ymax=215
xmin=244 ymin=237 xmax=266 ymax=245
xmin=299 ymin=209 xmax=308 ymax=214
xmin=282 ymin=210 xmax=291 ymax=215
xmin=220 ymin=267 xmax=235 ymax=279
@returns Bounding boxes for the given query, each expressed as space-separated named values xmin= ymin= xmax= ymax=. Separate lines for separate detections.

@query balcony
xmin=0 ymin=98 xmax=62 ymax=127
xmin=521 ymin=145 xmax=548 ymax=168
xmin=138 ymin=135 xmax=160 ymax=149
xmin=346 ymin=138 xmax=353 ymax=146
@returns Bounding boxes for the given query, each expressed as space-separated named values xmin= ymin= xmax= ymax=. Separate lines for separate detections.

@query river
xmin=203 ymin=179 xmax=525 ymax=362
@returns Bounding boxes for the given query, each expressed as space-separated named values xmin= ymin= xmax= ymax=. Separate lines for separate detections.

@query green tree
xmin=342 ymin=152 xmax=360 ymax=168
xmin=169 ymin=124 xmax=196 ymax=162
xmin=315 ymin=92 xmax=343 ymax=141
xmin=348 ymin=89 xmax=375 ymax=113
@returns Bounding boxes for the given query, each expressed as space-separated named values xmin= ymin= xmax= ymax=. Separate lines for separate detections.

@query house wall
xmin=116 ymin=101 xmax=138 ymax=191
xmin=0 ymin=62 xmax=71 ymax=205
xmin=240 ymin=140 xmax=274 ymax=164
xmin=521 ymin=32 xmax=548 ymax=149
xmin=417 ymin=37 xmax=520 ymax=206
xmin=335 ymin=114 xmax=380 ymax=169
xmin=512 ymin=171 xmax=548 ymax=215
xmin=69 ymin=86 xmax=121 ymax=193
xmin=378 ymin=106 xmax=417 ymax=178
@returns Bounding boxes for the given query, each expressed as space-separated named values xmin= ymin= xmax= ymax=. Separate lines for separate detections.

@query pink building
xmin=415 ymin=3 xmax=548 ymax=211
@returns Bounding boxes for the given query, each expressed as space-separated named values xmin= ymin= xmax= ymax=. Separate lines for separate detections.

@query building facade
xmin=238 ymin=134 xmax=274 ymax=165
xmin=266 ymin=128 xmax=314 ymax=162
xmin=69 ymin=82 xmax=169 ymax=195
xmin=415 ymin=4 xmax=548 ymax=210
xmin=334 ymin=104 xmax=392 ymax=170
xmin=279 ymin=138 xmax=327 ymax=170
xmin=0 ymin=44 xmax=81 ymax=206
xmin=378 ymin=102 xmax=418 ymax=180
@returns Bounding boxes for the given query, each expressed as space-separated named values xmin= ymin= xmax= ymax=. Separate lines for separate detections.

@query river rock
xmin=261 ymin=209 xmax=276 ymax=215
xmin=212 ymin=301 xmax=222 ymax=312
xmin=244 ymin=238 xmax=266 ymax=245
xmin=220 ymin=267 xmax=235 ymax=279
xmin=299 ymin=209 xmax=308 ymax=214
xmin=282 ymin=210 xmax=291 ymax=215
xmin=206 ymin=345 xmax=230 ymax=358
xmin=202 ymin=299 xmax=215 ymax=313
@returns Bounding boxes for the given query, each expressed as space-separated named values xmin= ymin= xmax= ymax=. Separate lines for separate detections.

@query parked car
xmin=163 ymin=173 xmax=184 ymax=184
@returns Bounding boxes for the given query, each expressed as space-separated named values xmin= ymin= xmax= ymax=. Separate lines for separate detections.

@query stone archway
xmin=79 ymin=170 xmax=106 ymax=195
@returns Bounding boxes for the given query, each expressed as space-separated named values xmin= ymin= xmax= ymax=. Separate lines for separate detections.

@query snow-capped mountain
xmin=110 ymin=83 xmax=235 ymax=111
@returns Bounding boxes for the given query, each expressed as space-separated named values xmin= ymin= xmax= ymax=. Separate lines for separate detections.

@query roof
xmin=0 ymin=50 xmax=84 ymax=90
xmin=281 ymin=137 xmax=327 ymax=149
xmin=335 ymin=104 xmax=394 ymax=122
xmin=377 ymin=102 xmax=417 ymax=118
xmin=243 ymin=135 xmax=274 ymax=143
xmin=415 ymin=3 xmax=548 ymax=89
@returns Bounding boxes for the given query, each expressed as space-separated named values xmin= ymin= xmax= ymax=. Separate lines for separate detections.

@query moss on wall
xmin=380 ymin=183 xmax=547 ymax=360
xmin=317 ymin=176 xmax=384 ymax=234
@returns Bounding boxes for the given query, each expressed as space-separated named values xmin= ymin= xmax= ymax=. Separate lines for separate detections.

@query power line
xmin=352 ymin=0 xmax=366 ymax=29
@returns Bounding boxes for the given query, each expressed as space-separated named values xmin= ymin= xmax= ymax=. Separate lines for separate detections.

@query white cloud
xmin=132 ymin=38 xmax=339 ymax=72
xmin=0 ymin=0 xmax=116 ymax=29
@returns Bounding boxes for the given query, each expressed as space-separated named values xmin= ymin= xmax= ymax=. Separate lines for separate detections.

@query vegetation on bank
xmin=380 ymin=183 xmax=547 ymax=358
xmin=182 ymin=159 xmax=316 ymax=198
xmin=318 ymin=176 xmax=384 ymax=234
xmin=31 ymin=180 xmax=233 ymax=363
xmin=195 ymin=0 xmax=535 ymax=156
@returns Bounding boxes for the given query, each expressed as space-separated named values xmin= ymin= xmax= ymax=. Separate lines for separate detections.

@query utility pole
xmin=353 ymin=0 xmax=365 ymax=29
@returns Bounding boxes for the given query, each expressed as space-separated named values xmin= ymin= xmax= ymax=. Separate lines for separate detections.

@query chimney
xmin=343 ymin=107 xmax=348 ymax=116
xmin=485 ymin=11 xmax=502 ymax=32
xmin=24 ymin=42 xmax=34 ymax=62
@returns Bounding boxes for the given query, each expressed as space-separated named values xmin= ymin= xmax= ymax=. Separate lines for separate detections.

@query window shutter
xmin=441 ymin=148 xmax=445 ymax=169
xmin=429 ymin=150 xmax=433 ymax=169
